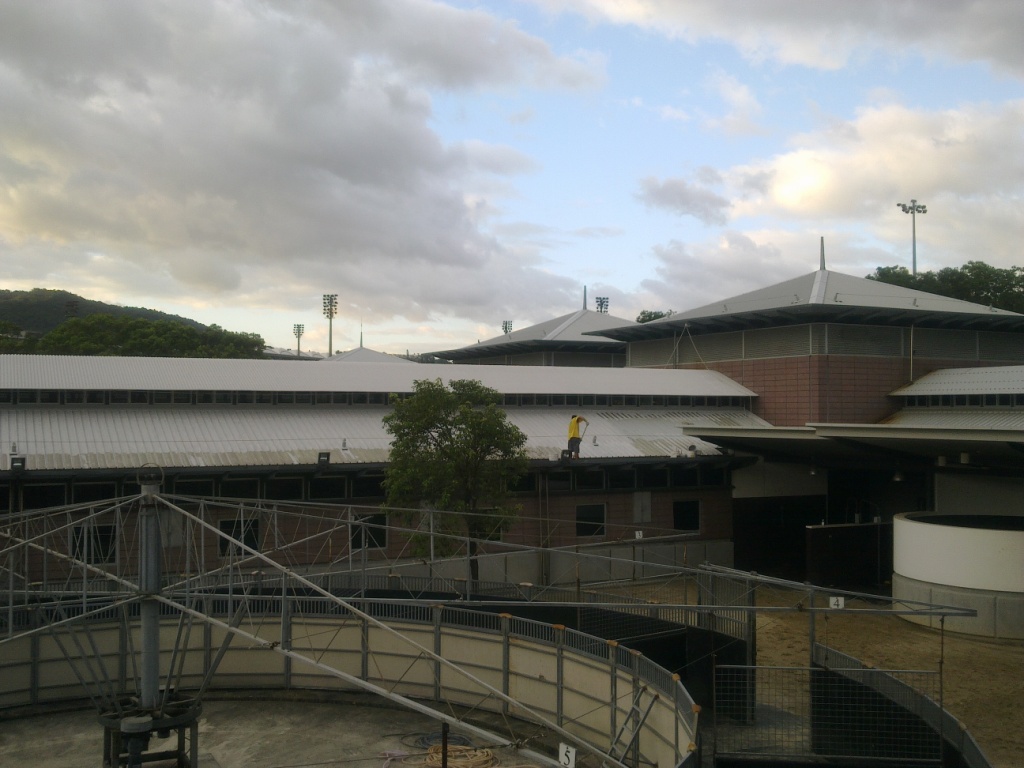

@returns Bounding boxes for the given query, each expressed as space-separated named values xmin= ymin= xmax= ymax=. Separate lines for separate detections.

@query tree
xmin=636 ymin=309 xmax=674 ymax=323
xmin=866 ymin=261 xmax=1024 ymax=313
xmin=382 ymin=379 xmax=528 ymax=582
xmin=35 ymin=314 xmax=266 ymax=358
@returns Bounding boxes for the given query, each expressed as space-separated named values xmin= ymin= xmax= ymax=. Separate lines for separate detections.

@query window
xmin=173 ymin=392 xmax=192 ymax=404
xmin=221 ymin=478 xmax=260 ymax=499
xmin=265 ymin=477 xmax=303 ymax=501
xmin=73 ymin=483 xmax=117 ymax=503
xmin=576 ymin=504 xmax=606 ymax=537
xmin=72 ymin=523 xmax=117 ymax=564
xmin=574 ymin=469 xmax=604 ymax=491
xmin=700 ymin=467 xmax=726 ymax=487
xmin=548 ymin=470 xmax=572 ymax=492
xmin=295 ymin=392 xmax=312 ymax=404
xmin=174 ymin=478 xmax=215 ymax=496
xmin=673 ymin=500 xmax=700 ymax=532
xmin=351 ymin=472 xmax=385 ymax=498
xmin=351 ymin=513 xmax=387 ymax=550
xmin=219 ymin=518 xmax=260 ymax=557
xmin=309 ymin=476 xmax=347 ymax=500
xmin=608 ymin=468 xmax=636 ymax=490
xmin=22 ymin=484 xmax=66 ymax=510
xmin=638 ymin=466 xmax=668 ymax=489
xmin=670 ymin=465 xmax=699 ymax=488
xmin=130 ymin=391 xmax=149 ymax=404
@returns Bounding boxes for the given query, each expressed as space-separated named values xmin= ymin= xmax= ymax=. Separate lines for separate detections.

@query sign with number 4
xmin=829 ymin=596 xmax=845 ymax=609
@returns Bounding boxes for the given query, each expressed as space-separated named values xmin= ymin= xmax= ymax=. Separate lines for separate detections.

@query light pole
xmin=293 ymin=324 xmax=304 ymax=357
xmin=322 ymin=294 xmax=338 ymax=356
xmin=896 ymin=199 xmax=927 ymax=276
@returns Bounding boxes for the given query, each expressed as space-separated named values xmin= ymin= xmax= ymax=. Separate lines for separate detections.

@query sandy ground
xmin=752 ymin=586 xmax=1024 ymax=768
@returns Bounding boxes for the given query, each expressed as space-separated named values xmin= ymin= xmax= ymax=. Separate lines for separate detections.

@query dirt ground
xmin=751 ymin=585 xmax=1024 ymax=768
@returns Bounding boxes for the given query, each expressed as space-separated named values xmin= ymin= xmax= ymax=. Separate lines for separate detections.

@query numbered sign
xmin=829 ymin=596 xmax=845 ymax=609
xmin=558 ymin=743 xmax=577 ymax=768
xmin=634 ymin=530 xmax=644 ymax=540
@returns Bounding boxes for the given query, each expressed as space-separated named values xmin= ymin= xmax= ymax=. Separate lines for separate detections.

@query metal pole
xmin=911 ymin=205 xmax=917 ymax=276
xmin=139 ymin=481 xmax=162 ymax=711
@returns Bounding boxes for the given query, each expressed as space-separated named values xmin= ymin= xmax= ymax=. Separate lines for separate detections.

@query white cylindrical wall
xmin=893 ymin=512 xmax=1024 ymax=593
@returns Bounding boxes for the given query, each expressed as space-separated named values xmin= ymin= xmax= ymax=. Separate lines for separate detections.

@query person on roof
xmin=567 ymin=414 xmax=589 ymax=459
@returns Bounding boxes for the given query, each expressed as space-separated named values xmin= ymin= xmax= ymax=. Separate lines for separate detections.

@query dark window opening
xmin=219 ymin=518 xmax=260 ymax=557
xmin=73 ymin=483 xmax=118 ymax=503
xmin=351 ymin=513 xmax=387 ymax=550
xmin=72 ymin=523 xmax=117 ymax=564
xmin=574 ymin=469 xmax=605 ymax=491
xmin=576 ymin=503 xmax=606 ymax=537
xmin=265 ymin=477 xmax=303 ymax=501
xmin=310 ymin=476 xmax=347 ymax=500
xmin=221 ymin=478 xmax=260 ymax=499
xmin=351 ymin=473 xmax=385 ymax=498
xmin=608 ymin=468 xmax=636 ymax=490
xmin=673 ymin=500 xmax=700 ymax=532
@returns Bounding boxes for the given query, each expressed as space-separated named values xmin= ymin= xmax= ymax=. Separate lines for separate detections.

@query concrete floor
xmin=0 ymin=695 xmax=540 ymax=768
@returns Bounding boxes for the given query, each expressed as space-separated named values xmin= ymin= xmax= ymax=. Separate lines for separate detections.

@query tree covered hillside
xmin=0 ymin=289 xmax=265 ymax=358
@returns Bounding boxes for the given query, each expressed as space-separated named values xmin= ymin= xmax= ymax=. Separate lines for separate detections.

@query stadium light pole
xmin=293 ymin=324 xmax=304 ymax=357
xmin=322 ymin=294 xmax=338 ymax=356
xmin=896 ymin=199 xmax=927 ymax=276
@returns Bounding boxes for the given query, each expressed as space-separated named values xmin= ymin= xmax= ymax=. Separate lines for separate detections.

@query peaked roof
xmin=599 ymin=269 xmax=1024 ymax=340
xmin=323 ymin=346 xmax=416 ymax=364
xmin=433 ymin=308 xmax=635 ymax=360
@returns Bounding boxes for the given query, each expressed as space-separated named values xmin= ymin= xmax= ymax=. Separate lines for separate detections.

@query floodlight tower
xmin=501 ymin=320 xmax=512 ymax=335
xmin=595 ymin=296 xmax=609 ymax=313
xmin=896 ymin=199 xmax=927 ymax=276
xmin=293 ymin=324 xmax=304 ymax=357
xmin=322 ymin=294 xmax=338 ymax=356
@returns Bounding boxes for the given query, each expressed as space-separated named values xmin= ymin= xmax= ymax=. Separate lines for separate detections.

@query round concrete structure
xmin=893 ymin=511 xmax=1024 ymax=639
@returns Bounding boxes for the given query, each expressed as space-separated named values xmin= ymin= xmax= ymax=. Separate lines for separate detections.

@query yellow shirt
xmin=568 ymin=416 xmax=586 ymax=439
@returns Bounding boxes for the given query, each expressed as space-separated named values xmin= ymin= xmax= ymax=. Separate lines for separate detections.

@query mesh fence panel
xmin=715 ymin=665 xmax=942 ymax=764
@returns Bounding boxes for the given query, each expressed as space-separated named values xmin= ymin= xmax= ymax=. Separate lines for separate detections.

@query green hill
xmin=0 ymin=288 xmax=205 ymax=335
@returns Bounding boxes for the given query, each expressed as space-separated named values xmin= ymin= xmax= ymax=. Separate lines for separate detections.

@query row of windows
xmin=903 ymin=394 xmax=1024 ymax=407
xmin=71 ymin=502 xmax=696 ymax=563
xmin=575 ymin=500 xmax=700 ymax=537
xmin=2 ymin=466 xmax=726 ymax=511
xmin=70 ymin=514 xmax=388 ymax=564
xmin=1 ymin=389 xmax=750 ymax=409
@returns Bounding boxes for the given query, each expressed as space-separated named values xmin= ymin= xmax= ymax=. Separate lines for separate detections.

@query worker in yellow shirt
xmin=567 ymin=414 xmax=589 ymax=459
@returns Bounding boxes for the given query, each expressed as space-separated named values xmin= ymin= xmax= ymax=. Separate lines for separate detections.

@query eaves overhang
xmin=596 ymin=305 xmax=1024 ymax=342
xmin=684 ymin=423 xmax=1024 ymax=472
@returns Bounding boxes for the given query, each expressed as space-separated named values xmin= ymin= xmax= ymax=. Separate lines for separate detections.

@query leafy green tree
xmin=636 ymin=309 xmax=674 ymax=323
xmin=382 ymin=379 xmax=528 ymax=582
xmin=36 ymin=314 xmax=265 ymax=357
xmin=867 ymin=261 xmax=1024 ymax=313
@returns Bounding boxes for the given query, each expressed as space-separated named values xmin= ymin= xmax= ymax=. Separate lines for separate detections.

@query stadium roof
xmin=1 ymin=406 xmax=769 ymax=472
xmin=892 ymin=365 xmax=1024 ymax=396
xmin=597 ymin=269 xmax=1024 ymax=340
xmin=0 ymin=355 xmax=756 ymax=398
xmin=432 ymin=308 xmax=633 ymax=360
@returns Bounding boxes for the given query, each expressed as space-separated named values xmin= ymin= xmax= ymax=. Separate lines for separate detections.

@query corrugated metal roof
xmin=322 ymin=347 xmax=416 ymax=364
xmin=432 ymin=309 xmax=633 ymax=358
xmin=599 ymin=269 xmax=1024 ymax=340
xmin=1 ymin=406 xmax=770 ymax=471
xmin=0 ymin=355 xmax=757 ymax=397
xmin=880 ymin=408 xmax=1024 ymax=431
xmin=892 ymin=366 xmax=1024 ymax=396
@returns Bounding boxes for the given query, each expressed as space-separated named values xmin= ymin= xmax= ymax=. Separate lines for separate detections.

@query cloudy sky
xmin=2 ymin=1 xmax=1023 ymax=355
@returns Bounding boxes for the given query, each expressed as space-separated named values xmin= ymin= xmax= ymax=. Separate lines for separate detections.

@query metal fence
xmin=715 ymin=664 xmax=942 ymax=764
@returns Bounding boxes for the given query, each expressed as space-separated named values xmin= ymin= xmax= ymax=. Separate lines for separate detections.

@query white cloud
xmin=636 ymin=177 xmax=731 ymax=225
xmin=528 ymin=1 xmax=1024 ymax=75
xmin=703 ymin=70 xmax=764 ymax=136
xmin=0 ymin=0 xmax=601 ymax=343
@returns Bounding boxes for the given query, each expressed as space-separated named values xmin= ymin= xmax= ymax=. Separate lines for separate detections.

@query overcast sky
xmin=2 ymin=1 xmax=1023 ymax=354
